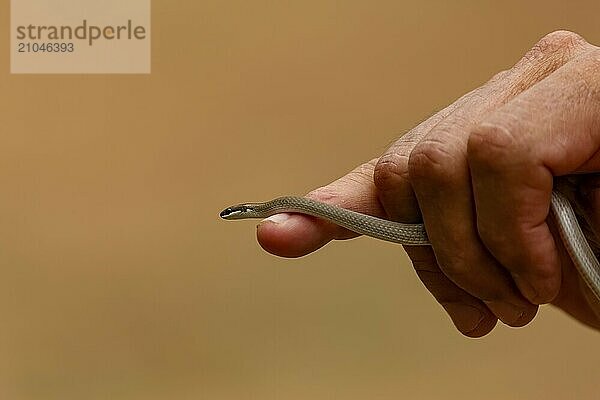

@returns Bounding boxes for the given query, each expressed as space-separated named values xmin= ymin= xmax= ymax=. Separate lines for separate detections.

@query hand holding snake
xmin=224 ymin=31 xmax=600 ymax=336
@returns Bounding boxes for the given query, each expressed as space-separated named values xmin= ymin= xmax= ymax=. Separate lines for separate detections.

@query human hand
xmin=257 ymin=31 xmax=600 ymax=336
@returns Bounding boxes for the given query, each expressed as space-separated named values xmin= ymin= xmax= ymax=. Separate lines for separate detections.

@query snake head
xmin=219 ymin=204 xmax=250 ymax=220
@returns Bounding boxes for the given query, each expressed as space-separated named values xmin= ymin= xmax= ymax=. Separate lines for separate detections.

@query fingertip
xmin=487 ymin=300 xmax=538 ymax=327
xmin=443 ymin=302 xmax=498 ymax=338
xmin=256 ymin=214 xmax=332 ymax=258
xmin=462 ymin=314 xmax=498 ymax=338
xmin=513 ymin=273 xmax=561 ymax=305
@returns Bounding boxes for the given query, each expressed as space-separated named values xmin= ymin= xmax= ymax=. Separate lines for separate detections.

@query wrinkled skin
xmin=257 ymin=31 xmax=600 ymax=337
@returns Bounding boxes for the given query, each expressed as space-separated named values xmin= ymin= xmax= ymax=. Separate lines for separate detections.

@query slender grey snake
xmin=221 ymin=189 xmax=600 ymax=301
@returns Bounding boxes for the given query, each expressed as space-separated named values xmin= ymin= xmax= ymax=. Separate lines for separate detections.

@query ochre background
xmin=1 ymin=1 xmax=599 ymax=399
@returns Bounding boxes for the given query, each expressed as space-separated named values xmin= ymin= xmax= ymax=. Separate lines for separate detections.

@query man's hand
xmin=257 ymin=31 xmax=600 ymax=337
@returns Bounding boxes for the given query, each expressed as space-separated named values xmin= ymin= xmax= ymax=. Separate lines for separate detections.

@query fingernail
xmin=262 ymin=213 xmax=291 ymax=225
xmin=443 ymin=303 xmax=485 ymax=334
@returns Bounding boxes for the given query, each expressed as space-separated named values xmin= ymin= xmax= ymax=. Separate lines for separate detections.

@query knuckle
xmin=507 ymin=31 xmax=590 ymax=94
xmin=528 ymin=30 xmax=587 ymax=58
xmin=512 ymin=31 xmax=590 ymax=78
xmin=467 ymin=121 xmax=520 ymax=169
xmin=373 ymin=153 xmax=410 ymax=193
xmin=408 ymin=138 xmax=458 ymax=184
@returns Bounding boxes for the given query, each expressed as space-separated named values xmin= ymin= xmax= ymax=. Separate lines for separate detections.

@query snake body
xmin=221 ymin=190 xmax=600 ymax=301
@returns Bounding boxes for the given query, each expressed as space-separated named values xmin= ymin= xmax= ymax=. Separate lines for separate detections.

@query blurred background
xmin=1 ymin=1 xmax=599 ymax=399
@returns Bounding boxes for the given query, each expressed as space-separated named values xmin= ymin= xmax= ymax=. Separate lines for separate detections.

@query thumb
xmin=257 ymin=159 xmax=385 ymax=258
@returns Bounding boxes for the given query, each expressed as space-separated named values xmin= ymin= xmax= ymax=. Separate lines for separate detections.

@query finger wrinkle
xmin=374 ymin=156 xmax=411 ymax=185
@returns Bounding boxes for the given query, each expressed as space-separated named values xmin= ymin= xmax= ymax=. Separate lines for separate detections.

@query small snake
xmin=221 ymin=190 xmax=600 ymax=301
